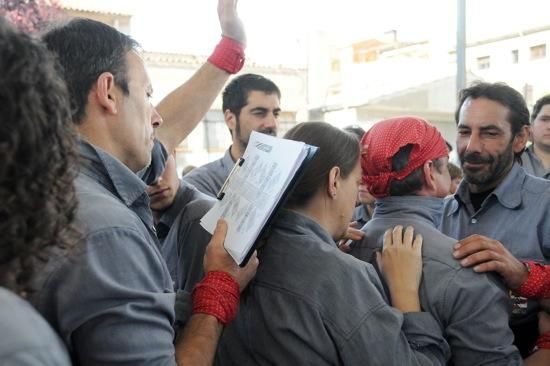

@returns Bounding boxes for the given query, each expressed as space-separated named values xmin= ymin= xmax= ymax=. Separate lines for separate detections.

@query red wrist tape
xmin=208 ymin=36 xmax=245 ymax=74
xmin=192 ymin=271 xmax=240 ymax=326
xmin=516 ymin=261 xmax=546 ymax=299
xmin=536 ymin=330 xmax=550 ymax=350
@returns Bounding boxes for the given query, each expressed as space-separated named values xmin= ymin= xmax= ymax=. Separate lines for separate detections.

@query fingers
xmin=383 ymin=228 xmax=393 ymax=248
xmin=211 ymin=219 xmax=228 ymax=248
xmin=453 ymin=235 xmax=497 ymax=259
xmin=345 ymin=227 xmax=365 ymax=241
xmin=392 ymin=225 xmax=403 ymax=246
xmin=413 ymin=233 xmax=423 ymax=250
xmin=403 ymin=226 xmax=414 ymax=247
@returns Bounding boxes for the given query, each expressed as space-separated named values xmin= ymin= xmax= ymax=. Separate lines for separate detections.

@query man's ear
xmin=513 ymin=125 xmax=530 ymax=154
xmin=327 ymin=166 xmax=341 ymax=198
xmin=94 ymin=72 xmax=118 ymax=115
xmin=422 ymin=160 xmax=437 ymax=191
xmin=224 ymin=110 xmax=237 ymax=134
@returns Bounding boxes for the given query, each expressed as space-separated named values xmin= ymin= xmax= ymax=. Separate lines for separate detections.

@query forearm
xmin=156 ymin=62 xmax=230 ymax=153
xmin=524 ymin=349 xmax=550 ymax=365
xmin=175 ymin=313 xmax=223 ymax=366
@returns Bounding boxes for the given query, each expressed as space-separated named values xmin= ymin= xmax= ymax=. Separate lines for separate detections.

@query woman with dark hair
xmin=0 ymin=18 xmax=78 ymax=364
xmin=217 ymin=122 xmax=450 ymax=365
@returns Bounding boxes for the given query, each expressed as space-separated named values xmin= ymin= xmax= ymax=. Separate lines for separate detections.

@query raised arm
xmin=156 ymin=0 xmax=246 ymax=153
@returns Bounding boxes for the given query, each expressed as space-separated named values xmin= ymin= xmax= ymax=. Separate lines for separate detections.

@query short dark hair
xmin=0 ymin=18 xmax=80 ymax=294
xmin=284 ymin=122 xmax=360 ymax=207
xmin=41 ymin=18 xmax=139 ymax=124
xmin=448 ymin=162 xmax=462 ymax=180
xmin=531 ymin=95 xmax=550 ymax=123
xmin=222 ymin=73 xmax=281 ymax=117
xmin=455 ymin=82 xmax=529 ymax=136
xmin=388 ymin=144 xmax=446 ymax=196
xmin=343 ymin=124 xmax=366 ymax=141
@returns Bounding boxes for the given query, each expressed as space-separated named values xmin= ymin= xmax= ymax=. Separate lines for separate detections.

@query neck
xmin=229 ymin=143 xmax=243 ymax=162
xmin=533 ymin=144 xmax=550 ymax=169
xmin=291 ymin=193 xmax=340 ymax=240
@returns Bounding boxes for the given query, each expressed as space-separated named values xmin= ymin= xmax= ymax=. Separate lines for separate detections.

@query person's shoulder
xmin=0 ymin=288 xmax=70 ymax=364
xmin=186 ymin=157 xmax=224 ymax=178
xmin=522 ymin=171 xmax=550 ymax=196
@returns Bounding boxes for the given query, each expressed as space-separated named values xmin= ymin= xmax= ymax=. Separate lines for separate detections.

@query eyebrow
xmin=457 ymin=123 xmax=503 ymax=131
xmin=250 ymin=107 xmax=281 ymax=113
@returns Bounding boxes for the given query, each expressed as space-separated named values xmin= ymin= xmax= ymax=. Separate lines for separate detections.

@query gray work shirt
xmin=30 ymin=140 xmax=180 ymax=366
xmin=156 ymin=180 xmax=212 ymax=244
xmin=440 ymin=163 xmax=550 ymax=262
xmin=440 ymin=162 xmax=550 ymax=355
xmin=217 ymin=209 xmax=450 ymax=365
xmin=350 ymin=196 xmax=521 ymax=366
xmin=0 ymin=287 xmax=71 ymax=366
xmin=182 ymin=148 xmax=234 ymax=197
xmin=520 ymin=144 xmax=550 ymax=179
xmin=159 ymin=182 xmax=215 ymax=329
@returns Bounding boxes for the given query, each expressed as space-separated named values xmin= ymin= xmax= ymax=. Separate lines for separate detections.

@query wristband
xmin=516 ymin=261 xmax=546 ymax=298
xmin=208 ymin=36 xmax=245 ymax=74
xmin=192 ymin=271 xmax=240 ymax=325
xmin=535 ymin=330 xmax=550 ymax=350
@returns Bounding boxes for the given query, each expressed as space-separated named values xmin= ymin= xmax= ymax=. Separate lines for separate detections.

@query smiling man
xmin=183 ymin=73 xmax=281 ymax=197
xmin=439 ymin=82 xmax=550 ymax=356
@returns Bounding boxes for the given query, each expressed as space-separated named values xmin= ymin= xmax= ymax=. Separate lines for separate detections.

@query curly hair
xmin=0 ymin=18 xmax=80 ymax=296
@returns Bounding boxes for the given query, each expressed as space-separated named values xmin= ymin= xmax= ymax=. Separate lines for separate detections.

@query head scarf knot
xmin=360 ymin=116 xmax=448 ymax=198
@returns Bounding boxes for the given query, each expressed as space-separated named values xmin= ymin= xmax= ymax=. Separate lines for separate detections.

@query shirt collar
xmin=450 ymin=163 xmax=524 ymax=214
xmin=78 ymin=139 xmax=147 ymax=207
xmin=275 ymin=209 xmax=336 ymax=248
xmin=374 ymin=196 xmax=444 ymax=227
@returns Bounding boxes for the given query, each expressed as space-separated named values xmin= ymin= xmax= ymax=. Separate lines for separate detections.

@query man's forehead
xmin=245 ymin=90 xmax=280 ymax=105
xmin=459 ymin=97 xmax=511 ymax=125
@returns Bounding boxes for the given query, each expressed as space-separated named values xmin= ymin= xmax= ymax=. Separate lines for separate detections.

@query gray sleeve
xmin=338 ymin=304 xmax=450 ymax=365
xmin=162 ymin=199 xmax=213 ymax=332
xmin=53 ymin=228 xmax=177 ymax=366
xmin=3 ymin=350 xmax=71 ymax=366
xmin=138 ymin=139 xmax=168 ymax=185
xmin=443 ymin=271 xmax=522 ymax=365
xmin=181 ymin=168 xmax=220 ymax=198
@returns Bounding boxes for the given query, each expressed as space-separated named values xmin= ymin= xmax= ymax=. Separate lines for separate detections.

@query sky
xmin=63 ymin=0 xmax=550 ymax=67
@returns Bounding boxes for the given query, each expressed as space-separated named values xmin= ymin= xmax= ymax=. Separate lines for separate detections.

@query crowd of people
xmin=1 ymin=0 xmax=550 ymax=364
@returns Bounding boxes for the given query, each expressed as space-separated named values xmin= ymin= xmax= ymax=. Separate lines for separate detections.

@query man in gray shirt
xmin=439 ymin=82 xmax=550 ymax=356
xmin=29 ymin=3 xmax=259 ymax=365
xmin=147 ymin=152 xmax=216 ymax=299
xmin=521 ymin=95 xmax=550 ymax=179
xmin=183 ymin=73 xmax=281 ymax=197
xmin=350 ymin=116 xmax=521 ymax=365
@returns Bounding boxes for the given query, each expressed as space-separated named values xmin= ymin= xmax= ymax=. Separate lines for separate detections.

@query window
xmin=530 ymin=44 xmax=546 ymax=60
xmin=203 ymin=111 xmax=231 ymax=153
xmin=511 ymin=49 xmax=519 ymax=64
xmin=477 ymin=56 xmax=490 ymax=70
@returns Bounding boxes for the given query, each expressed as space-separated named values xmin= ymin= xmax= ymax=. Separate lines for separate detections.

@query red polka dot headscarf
xmin=360 ymin=116 xmax=448 ymax=198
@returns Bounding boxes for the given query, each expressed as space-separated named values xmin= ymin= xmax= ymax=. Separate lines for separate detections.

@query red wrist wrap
xmin=208 ymin=36 xmax=245 ymax=74
xmin=192 ymin=271 xmax=240 ymax=326
xmin=535 ymin=331 xmax=550 ymax=350
xmin=516 ymin=261 xmax=547 ymax=298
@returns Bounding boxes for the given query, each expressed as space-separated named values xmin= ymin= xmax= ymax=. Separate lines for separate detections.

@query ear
xmin=327 ymin=166 xmax=341 ymax=199
xmin=512 ymin=125 xmax=530 ymax=154
xmin=422 ymin=160 xmax=437 ymax=191
xmin=224 ymin=110 xmax=237 ymax=134
xmin=94 ymin=72 xmax=118 ymax=115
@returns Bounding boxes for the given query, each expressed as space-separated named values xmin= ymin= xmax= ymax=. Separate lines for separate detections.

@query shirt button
xmin=471 ymin=218 xmax=477 ymax=224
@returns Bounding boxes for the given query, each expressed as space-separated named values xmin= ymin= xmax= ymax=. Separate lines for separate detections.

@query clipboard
xmin=200 ymin=132 xmax=318 ymax=266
